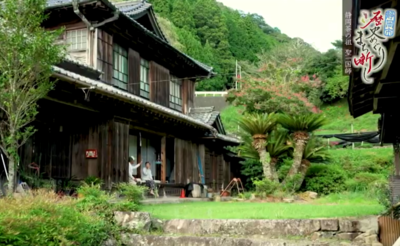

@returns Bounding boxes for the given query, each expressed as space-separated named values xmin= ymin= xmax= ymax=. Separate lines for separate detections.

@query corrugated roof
xmin=216 ymin=134 xmax=241 ymax=144
xmin=52 ymin=66 xmax=215 ymax=130
xmin=45 ymin=0 xmax=214 ymax=75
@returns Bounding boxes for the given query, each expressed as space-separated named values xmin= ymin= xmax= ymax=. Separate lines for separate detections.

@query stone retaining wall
xmin=113 ymin=212 xmax=382 ymax=246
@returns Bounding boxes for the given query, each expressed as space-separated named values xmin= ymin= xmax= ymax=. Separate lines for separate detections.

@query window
xmin=169 ymin=75 xmax=182 ymax=111
xmin=140 ymin=59 xmax=150 ymax=98
xmin=66 ymin=29 xmax=87 ymax=51
xmin=113 ymin=44 xmax=128 ymax=90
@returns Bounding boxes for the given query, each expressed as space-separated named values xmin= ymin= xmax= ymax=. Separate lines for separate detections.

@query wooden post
xmin=394 ymin=142 xmax=400 ymax=176
xmin=137 ymin=133 xmax=141 ymax=179
xmin=161 ymin=136 xmax=166 ymax=182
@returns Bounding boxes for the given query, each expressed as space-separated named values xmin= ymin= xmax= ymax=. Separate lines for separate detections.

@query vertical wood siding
xmin=111 ymin=121 xmax=129 ymax=184
xmin=149 ymin=61 xmax=170 ymax=107
xmin=203 ymin=146 xmax=230 ymax=190
xmin=378 ymin=216 xmax=400 ymax=246
xmin=174 ymin=138 xmax=205 ymax=184
xmin=182 ymin=79 xmax=195 ymax=114
xmin=128 ymin=49 xmax=141 ymax=95
xmin=97 ymin=29 xmax=113 ymax=83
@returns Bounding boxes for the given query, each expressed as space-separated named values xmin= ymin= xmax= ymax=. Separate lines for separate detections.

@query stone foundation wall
xmin=113 ymin=212 xmax=382 ymax=246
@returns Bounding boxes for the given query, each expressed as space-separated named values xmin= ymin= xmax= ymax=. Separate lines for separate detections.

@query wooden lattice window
xmin=169 ymin=75 xmax=182 ymax=111
xmin=66 ymin=28 xmax=87 ymax=51
xmin=113 ymin=43 xmax=128 ymax=90
xmin=140 ymin=59 xmax=150 ymax=98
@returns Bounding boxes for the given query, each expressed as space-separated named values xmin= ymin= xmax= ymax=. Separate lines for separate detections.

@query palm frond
xmin=267 ymin=130 xmax=293 ymax=158
xmin=303 ymin=137 xmax=331 ymax=162
xmin=237 ymin=139 xmax=259 ymax=160
xmin=278 ymin=113 xmax=327 ymax=133
xmin=237 ymin=113 xmax=277 ymax=136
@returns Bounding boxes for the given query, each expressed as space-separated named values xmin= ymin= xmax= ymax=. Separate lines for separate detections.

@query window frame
xmin=65 ymin=28 xmax=88 ymax=52
xmin=140 ymin=58 xmax=150 ymax=99
xmin=112 ymin=43 xmax=129 ymax=90
xmin=169 ymin=75 xmax=182 ymax=111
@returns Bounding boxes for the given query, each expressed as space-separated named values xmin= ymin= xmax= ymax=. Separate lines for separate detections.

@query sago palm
xmin=237 ymin=113 xmax=277 ymax=180
xmin=266 ymin=130 xmax=293 ymax=182
xmin=278 ymin=113 xmax=327 ymax=180
xmin=296 ymin=137 xmax=330 ymax=189
xmin=238 ymin=129 xmax=292 ymax=182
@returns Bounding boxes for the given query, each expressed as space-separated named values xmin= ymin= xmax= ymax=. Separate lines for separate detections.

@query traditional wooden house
xmin=14 ymin=0 xmax=242 ymax=192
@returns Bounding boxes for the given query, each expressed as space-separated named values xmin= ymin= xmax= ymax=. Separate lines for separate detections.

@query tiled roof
xmin=113 ymin=1 xmax=168 ymax=42
xmin=52 ymin=66 xmax=215 ymax=131
xmin=45 ymin=0 xmax=214 ymax=75
xmin=113 ymin=1 xmax=151 ymax=16
xmin=217 ymin=134 xmax=241 ymax=144
xmin=188 ymin=107 xmax=220 ymax=126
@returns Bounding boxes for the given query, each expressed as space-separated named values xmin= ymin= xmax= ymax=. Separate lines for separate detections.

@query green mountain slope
xmin=146 ymin=0 xmax=294 ymax=90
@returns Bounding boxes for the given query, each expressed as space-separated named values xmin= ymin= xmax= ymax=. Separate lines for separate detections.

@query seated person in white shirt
xmin=128 ymin=156 xmax=141 ymax=185
xmin=142 ymin=162 xmax=156 ymax=196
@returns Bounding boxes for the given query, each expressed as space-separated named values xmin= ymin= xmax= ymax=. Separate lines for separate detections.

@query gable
xmin=113 ymin=1 xmax=167 ymax=42
xmin=188 ymin=107 xmax=226 ymax=135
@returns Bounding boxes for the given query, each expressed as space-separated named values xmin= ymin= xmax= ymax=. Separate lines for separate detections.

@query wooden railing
xmin=195 ymin=91 xmax=228 ymax=97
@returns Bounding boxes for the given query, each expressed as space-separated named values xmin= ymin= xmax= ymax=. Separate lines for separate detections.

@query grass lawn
xmin=140 ymin=199 xmax=383 ymax=220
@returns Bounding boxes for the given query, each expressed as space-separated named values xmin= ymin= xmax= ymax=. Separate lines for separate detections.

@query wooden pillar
xmin=137 ymin=132 xmax=142 ymax=178
xmin=161 ymin=136 xmax=166 ymax=182
xmin=394 ymin=142 xmax=400 ymax=176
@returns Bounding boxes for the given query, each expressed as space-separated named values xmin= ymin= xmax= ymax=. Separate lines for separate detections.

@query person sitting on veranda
xmin=142 ymin=162 xmax=156 ymax=196
xmin=128 ymin=156 xmax=141 ymax=185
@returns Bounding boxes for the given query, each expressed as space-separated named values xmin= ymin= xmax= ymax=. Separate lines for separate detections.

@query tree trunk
xmin=286 ymin=138 xmax=307 ymax=178
xmin=295 ymin=159 xmax=311 ymax=190
xmin=270 ymin=157 xmax=279 ymax=182
xmin=7 ymin=157 xmax=16 ymax=195
xmin=259 ymin=150 xmax=273 ymax=181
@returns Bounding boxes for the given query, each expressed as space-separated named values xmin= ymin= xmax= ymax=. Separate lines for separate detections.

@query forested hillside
xmin=147 ymin=0 xmax=293 ymax=91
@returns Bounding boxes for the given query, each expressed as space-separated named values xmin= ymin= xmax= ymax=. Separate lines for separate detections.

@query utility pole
xmin=235 ymin=60 xmax=238 ymax=89
xmin=235 ymin=60 xmax=242 ymax=89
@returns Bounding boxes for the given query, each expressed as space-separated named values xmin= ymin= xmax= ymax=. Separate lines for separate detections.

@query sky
xmin=218 ymin=0 xmax=342 ymax=52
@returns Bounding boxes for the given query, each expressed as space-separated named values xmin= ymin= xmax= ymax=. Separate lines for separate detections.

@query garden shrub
xmin=277 ymin=158 xmax=292 ymax=182
xmin=301 ymin=164 xmax=347 ymax=195
xmin=253 ymin=179 xmax=279 ymax=197
xmin=0 ymin=190 xmax=115 ymax=246
xmin=240 ymin=158 xmax=263 ymax=189
xmin=346 ymin=172 xmax=386 ymax=192
xmin=117 ymin=183 xmax=147 ymax=204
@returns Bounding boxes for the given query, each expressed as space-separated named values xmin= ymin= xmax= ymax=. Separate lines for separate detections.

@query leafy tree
xmin=277 ymin=114 xmax=327 ymax=185
xmin=0 ymin=0 xmax=65 ymax=194
xmin=226 ymin=76 xmax=321 ymax=116
xmin=237 ymin=113 xmax=277 ymax=180
xmin=170 ymin=0 xmax=195 ymax=30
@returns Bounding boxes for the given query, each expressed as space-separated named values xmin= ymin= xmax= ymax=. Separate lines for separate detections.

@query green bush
xmin=346 ymin=172 xmax=385 ymax=192
xmin=0 ymin=190 xmax=114 ymax=246
xmin=277 ymin=158 xmax=292 ymax=182
xmin=301 ymin=164 xmax=347 ymax=195
xmin=117 ymin=183 xmax=147 ymax=204
xmin=253 ymin=179 xmax=279 ymax=198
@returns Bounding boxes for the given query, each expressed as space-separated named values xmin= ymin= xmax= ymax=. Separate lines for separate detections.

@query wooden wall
xmin=97 ymin=29 xmax=113 ymax=83
xmin=182 ymin=79 xmax=195 ymax=114
xmin=19 ymin=110 xmax=129 ymax=189
xmin=128 ymin=49 xmax=141 ymax=95
xmin=150 ymin=61 xmax=170 ymax=107
xmin=173 ymin=138 xmax=205 ymax=184
xmin=204 ymin=146 xmax=231 ymax=190
xmin=110 ymin=121 xmax=129 ymax=184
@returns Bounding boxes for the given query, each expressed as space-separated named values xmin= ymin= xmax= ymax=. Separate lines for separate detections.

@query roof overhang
xmin=51 ymin=66 xmax=215 ymax=131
